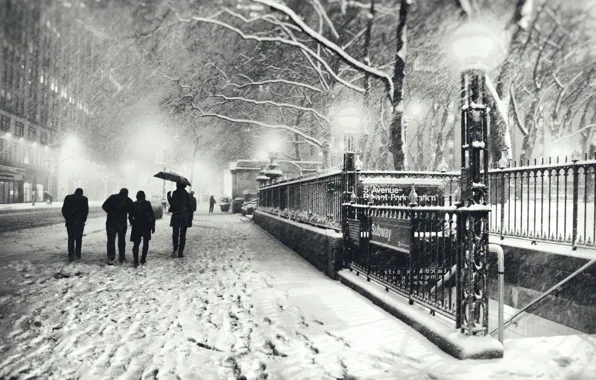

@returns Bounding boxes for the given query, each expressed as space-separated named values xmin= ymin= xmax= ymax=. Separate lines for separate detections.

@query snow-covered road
xmin=0 ymin=212 xmax=595 ymax=380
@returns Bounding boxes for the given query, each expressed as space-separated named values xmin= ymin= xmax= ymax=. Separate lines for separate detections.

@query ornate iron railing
xmin=345 ymin=203 xmax=489 ymax=329
xmin=257 ymin=167 xmax=344 ymax=230
xmin=257 ymin=157 xmax=596 ymax=248
xmin=488 ymin=157 xmax=596 ymax=248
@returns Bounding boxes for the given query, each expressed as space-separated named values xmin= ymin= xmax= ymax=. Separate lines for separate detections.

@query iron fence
xmin=488 ymin=157 xmax=596 ymax=248
xmin=257 ymin=157 xmax=596 ymax=249
xmin=345 ymin=204 xmax=467 ymax=321
xmin=257 ymin=167 xmax=344 ymax=230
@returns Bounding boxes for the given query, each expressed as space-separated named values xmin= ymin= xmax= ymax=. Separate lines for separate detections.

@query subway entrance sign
xmin=360 ymin=177 xmax=447 ymax=206
xmin=370 ymin=217 xmax=410 ymax=253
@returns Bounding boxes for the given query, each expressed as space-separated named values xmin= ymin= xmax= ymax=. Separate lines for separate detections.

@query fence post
xmin=408 ymin=199 xmax=418 ymax=305
xmin=455 ymin=211 xmax=464 ymax=329
xmin=572 ymin=160 xmax=579 ymax=250
xmin=342 ymin=152 xmax=356 ymax=269
xmin=500 ymin=169 xmax=506 ymax=240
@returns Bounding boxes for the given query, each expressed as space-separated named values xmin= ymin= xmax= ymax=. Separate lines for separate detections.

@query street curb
xmin=337 ymin=269 xmax=504 ymax=360
xmin=0 ymin=207 xmax=104 ymax=233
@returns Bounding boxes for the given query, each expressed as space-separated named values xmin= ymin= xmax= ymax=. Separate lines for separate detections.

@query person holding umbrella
xmin=167 ymin=182 xmax=193 ymax=258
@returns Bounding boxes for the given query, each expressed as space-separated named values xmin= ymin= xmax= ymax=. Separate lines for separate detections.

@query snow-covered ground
xmin=0 ymin=212 xmax=595 ymax=380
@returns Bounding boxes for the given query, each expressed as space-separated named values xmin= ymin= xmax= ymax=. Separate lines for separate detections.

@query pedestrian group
xmin=61 ymin=182 xmax=197 ymax=267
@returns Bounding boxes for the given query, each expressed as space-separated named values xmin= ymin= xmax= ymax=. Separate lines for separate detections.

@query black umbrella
xmin=153 ymin=171 xmax=191 ymax=187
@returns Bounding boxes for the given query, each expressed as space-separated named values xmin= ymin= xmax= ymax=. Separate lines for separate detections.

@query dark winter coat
xmin=168 ymin=189 xmax=192 ymax=228
xmin=62 ymin=193 xmax=89 ymax=226
xmin=189 ymin=195 xmax=197 ymax=221
xmin=209 ymin=196 xmax=216 ymax=205
xmin=102 ymin=193 xmax=134 ymax=229
xmin=130 ymin=200 xmax=156 ymax=242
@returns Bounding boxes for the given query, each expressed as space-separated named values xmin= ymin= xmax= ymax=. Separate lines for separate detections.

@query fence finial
xmin=409 ymin=183 xmax=418 ymax=206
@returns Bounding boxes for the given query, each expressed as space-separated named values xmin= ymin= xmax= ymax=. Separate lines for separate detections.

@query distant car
xmin=241 ymin=200 xmax=257 ymax=216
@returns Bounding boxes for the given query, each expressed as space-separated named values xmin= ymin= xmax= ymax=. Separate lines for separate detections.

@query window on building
xmin=27 ymin=126 xmax=36 ymax=141
xmin=40 ymin=131 xmax=48 ymax=145
xmin=0 ymin=116 xmax=9 ymax=131
xmin=15 ymin=122 xmax=24 ymax=137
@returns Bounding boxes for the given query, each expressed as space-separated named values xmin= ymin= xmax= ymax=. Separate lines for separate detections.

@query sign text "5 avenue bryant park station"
xmin=360 ymin=177 xmax=447 ymax=205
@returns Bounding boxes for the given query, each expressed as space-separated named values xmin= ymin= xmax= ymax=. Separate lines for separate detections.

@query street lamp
xmin=257 ymin=151 xmax=269 ymax=162
xmin=338 ymin=107 xmax=361 ymax=207
xmin=449 ymin=22 xmax=496 ymax=71
xmin=450 ymin=22 xmax=494 ymax=205
xmin=63 ymin=135 xmax=79 ymax=151
xmin=263 ymin=139 xmax=283 ymax=184
xmin=450 ymin=21 xmax=496 ymax=337
xmin=338 ymin=107 xmax=360 ymax=154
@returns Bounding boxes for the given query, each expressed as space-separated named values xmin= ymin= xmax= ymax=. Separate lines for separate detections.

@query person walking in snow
xmin=167 ymin=182 xmax=192 ymax=258
xmin=209 ymin=195 xmax=216 ymax=213
xmin=61 ymin=188 xmax=89 ymax=262
xmin=189 ymin=191 xmax=197 ymax=226
xmin=130 ymin=190 xmax=155 ymax=267
xmin=102 ymin=188 xmax=134 ymax=265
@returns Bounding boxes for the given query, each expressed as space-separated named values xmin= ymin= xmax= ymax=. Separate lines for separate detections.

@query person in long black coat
xmin=167 ymin=183 xmax=192 ymax=258
xmin=61 ymin=188 xmax=89 ymax=262
xmin=209 ymin=195 xmax=216 ymax=213
xmin=102 ymin=188 xmax=134 ymax=265
xmin=189 ymin=191 xmax=197 ymax=225
xmin=130 ymin=190 xmax=155 ymax=267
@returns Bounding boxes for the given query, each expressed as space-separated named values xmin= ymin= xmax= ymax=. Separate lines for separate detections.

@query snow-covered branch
xmin=553 ymin=124 xmax=596 ymax=143
xmin=213 ymin=95 xmax=329 ymax=122
xmin=328 ymin=0 xmax=395 ymax=16
xmin=192 ymin=104 xmax=323 ymax=148
xmin=254 ymin=0 xmax=394 ymax=100
xmin=170 ymin=6 xmax=364 ymax=94
xmin=311 ymin=0 xmax=340 ymax=40
xmin=228 ymin=76 xmax=322 ymax=93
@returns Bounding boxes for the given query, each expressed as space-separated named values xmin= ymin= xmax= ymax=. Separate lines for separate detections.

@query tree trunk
xmin=358 ymin=0 xmax=375 ymax=165
xmin=433 ymin=106 xmax=453 ymax=169
xmin=388 ymin=0 xmax=410 ymax=170
xmin=489 ymin=0 xmax=537 ymax=162
xmin=363 ymin=0 xmax=375 ymax=109
xmin=293 ymin=133 xmax=302 ymax=161
xmin=581 ymin=100 xmax=596 ymax=155
xmin=519 ymin=100 xmax=538 ymax=164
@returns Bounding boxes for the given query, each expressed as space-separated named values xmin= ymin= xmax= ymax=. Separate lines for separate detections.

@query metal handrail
xmin=489 ymin=255 xmax=596 ymax=336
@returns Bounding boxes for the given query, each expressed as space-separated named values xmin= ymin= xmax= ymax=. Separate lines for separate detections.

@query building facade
xmin=0 ymin=0 xmax=111 ymax=203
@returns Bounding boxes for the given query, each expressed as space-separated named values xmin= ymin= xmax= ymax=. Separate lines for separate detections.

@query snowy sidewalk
xmin=0 ymin=212 xmax=595 ymax=379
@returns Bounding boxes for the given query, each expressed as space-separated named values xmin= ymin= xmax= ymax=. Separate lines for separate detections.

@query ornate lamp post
xmin=263 ymin=140 xmax=283 ymax=184
xmin=450 ymin=22 xmax=495 ymax=336
xmin=337 ymin=107 xmax=361 ymax=210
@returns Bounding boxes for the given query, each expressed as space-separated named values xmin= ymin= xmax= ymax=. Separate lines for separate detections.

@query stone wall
xmin=487 ymin=242 xmax=596 ymax=334
xmin=253 ymin=210 xmax=343 ymax=279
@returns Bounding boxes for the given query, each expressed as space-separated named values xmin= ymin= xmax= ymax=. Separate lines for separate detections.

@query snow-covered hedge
xmin=258 ymin=207 xmax=340 ymax=229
